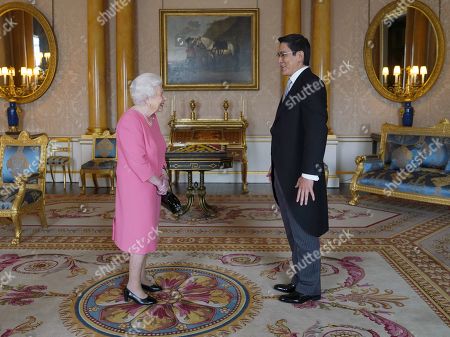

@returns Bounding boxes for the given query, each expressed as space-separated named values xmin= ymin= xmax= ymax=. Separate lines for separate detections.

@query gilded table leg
xmin=241 ymin=159 xmax=249 ymax=194
xmin=198 ymin=171 xmax=215 ymax=216
xmin=92 ymin=174 xmax=99 ymax=188
xmin=80 ymin=170 xmax=86 ymax=194
xmin=180 ymin=171 xmax=194 ymax=215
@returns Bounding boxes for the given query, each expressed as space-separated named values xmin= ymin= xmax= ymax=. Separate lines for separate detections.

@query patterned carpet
xmin=0 ymin=193 xmax=448 ymax=337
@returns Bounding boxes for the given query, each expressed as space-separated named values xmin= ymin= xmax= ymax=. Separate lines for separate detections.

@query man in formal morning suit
xmin=269 ymin=34 xmax=329 ymax=304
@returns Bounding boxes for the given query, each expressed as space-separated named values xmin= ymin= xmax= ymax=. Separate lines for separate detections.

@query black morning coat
xmin=270 ymin=67 xmax=329 ymax=237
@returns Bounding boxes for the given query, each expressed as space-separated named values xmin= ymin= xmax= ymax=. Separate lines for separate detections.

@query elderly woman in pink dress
xmin=113 ymin=73 xmax=169 ymax=305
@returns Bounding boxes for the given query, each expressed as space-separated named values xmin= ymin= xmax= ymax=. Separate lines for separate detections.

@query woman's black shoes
xmin=123 ymin=288 xmax=157 ymax=305
xmin=141 ymin=283 xmax=162 ymax=292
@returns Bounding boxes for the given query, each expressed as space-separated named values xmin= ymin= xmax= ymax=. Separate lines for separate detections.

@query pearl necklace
xmin=145 ymin=114 xmax=155 ymax=127
xmin=138 ymin=111 xmax=156 ymax=127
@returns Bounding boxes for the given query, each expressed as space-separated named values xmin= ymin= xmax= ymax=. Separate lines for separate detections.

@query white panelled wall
xmin=46 ymin=136 xmax=374 ymax=189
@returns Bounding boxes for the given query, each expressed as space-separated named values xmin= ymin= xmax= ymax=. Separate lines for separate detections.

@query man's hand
xmin=295 ymin=176 xmax=315 ymax=205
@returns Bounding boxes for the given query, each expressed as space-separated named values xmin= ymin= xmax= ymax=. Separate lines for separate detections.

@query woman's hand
xmin=158 ymin=175 xmax=169 ymax=195
xmin=148 ymin=175 xmax=169 ymax=195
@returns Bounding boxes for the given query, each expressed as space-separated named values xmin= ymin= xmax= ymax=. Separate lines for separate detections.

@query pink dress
xmin=112 ymin=109 xmax=166 ymax=254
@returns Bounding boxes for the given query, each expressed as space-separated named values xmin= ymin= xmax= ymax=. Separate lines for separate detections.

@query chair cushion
xmin=47 ymin=156 xmax=70 ymax=165
xmin=421 ymin=137 xmax=448 ymax=169
xmin=359 ymin=169 xmax=450 ymax=198
xmin=363 ymin=158 xmax=384 ymax=173
xmin=2 ymin=146 xmax=41 ymax=183
xmin=385 ymin=135 xmax=450 ymax=170
xmin=81 ymin=160 xmax=116 ymax=170
xmin=0 ymin=188 xmax=43 ymax=210
xmin=389 ymin=144 xmax=422 ymax=170
xmin=385 ymin=134 xmax=421 ymax=164
xmin=95 ymin=138 xmax=117 ymax=159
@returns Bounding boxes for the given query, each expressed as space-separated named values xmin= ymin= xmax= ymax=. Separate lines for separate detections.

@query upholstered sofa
xmin=349 ymin=119 xmax=450 ymax=206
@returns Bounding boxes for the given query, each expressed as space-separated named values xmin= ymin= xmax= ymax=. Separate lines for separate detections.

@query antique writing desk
xmin=168 ymin=103 xmax=249 ymax=193
xmin=165 ymin=144 xmax=233 ymax=216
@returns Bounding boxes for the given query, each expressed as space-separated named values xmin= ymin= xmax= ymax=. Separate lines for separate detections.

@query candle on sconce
xmin=33 ymin=67 xmax=40 ymax=84
xmin=420 ymin=66 xmax=427 ymax=84
xmin=27 ymin=68 xmax=33 ymax=86
xmin=411 ymin=66 xmax=419 ymax=85
xmin=1 ymin=67 xmax=8 ymax=85
xmin=382 ymin=67 xmax=389 ymax=84
xmin=20 ymin=67 xmax=27 ymax=85
xmin=393 ymin=65 xmax=401 ymax=85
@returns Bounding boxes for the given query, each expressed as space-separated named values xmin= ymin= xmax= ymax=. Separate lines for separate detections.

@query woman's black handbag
xmin=160 ymin=167 xmax=183 ymax=215
xmin=161 ymin=191 xmax=183 ymax=215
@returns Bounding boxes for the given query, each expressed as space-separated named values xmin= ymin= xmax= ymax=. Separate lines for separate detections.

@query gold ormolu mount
xmin=189 ymin=99 xmax=197 ymax=120
xmin=223 ymin=100 xmax=230 ymax=120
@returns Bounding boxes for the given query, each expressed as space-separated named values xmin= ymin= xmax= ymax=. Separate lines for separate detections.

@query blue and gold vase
xmin=401 ymin=101 xmax=414 ymax=127
xmin=6 ymin=101 xmax=19 ymax=132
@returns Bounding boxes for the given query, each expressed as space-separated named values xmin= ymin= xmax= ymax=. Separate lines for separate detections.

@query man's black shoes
xmin=279 ymin=291 xmax=321 ymax=304
xmin=273 ymin=282 xmax=296 ymax=293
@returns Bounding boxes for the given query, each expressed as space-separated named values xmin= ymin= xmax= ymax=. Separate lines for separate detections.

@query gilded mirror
xmin=0 ymin=2 xmax=57 ymax=104
xmin=364 ymin=0 xmax=445 ymax=102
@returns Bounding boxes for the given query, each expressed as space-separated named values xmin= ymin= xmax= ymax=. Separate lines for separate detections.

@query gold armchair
xmin=0 ymin=131 xmax=49 ymax=245
xmin=80 ymin=131 xmax=117 ymax=194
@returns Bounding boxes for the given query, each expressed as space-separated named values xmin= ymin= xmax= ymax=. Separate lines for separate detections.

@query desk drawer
xmin=223 ymin=130 xmax=242 ymax=144
xmin=192 ymin=130 xmax=223 ymax=141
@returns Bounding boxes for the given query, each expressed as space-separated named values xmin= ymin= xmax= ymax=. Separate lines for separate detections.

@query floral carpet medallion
xmin=60 ymin=264 xmax=262 ymax=337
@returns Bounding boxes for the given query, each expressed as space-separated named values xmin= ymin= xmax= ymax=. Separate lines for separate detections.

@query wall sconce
xmin=381 ymin=64 xmax=429 ymax=126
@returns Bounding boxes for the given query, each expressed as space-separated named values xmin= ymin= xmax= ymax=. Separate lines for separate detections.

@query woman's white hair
xmin=130 ymin=73 xmax=162 ymax=105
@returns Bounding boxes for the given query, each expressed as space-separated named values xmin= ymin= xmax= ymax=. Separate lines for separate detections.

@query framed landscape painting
xmin=160 ymin=9 xmax=259 ymax=90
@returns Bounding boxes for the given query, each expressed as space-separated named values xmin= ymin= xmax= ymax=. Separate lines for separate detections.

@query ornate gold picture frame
xmin=160 ymin=9 xmax=259 ymax=91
